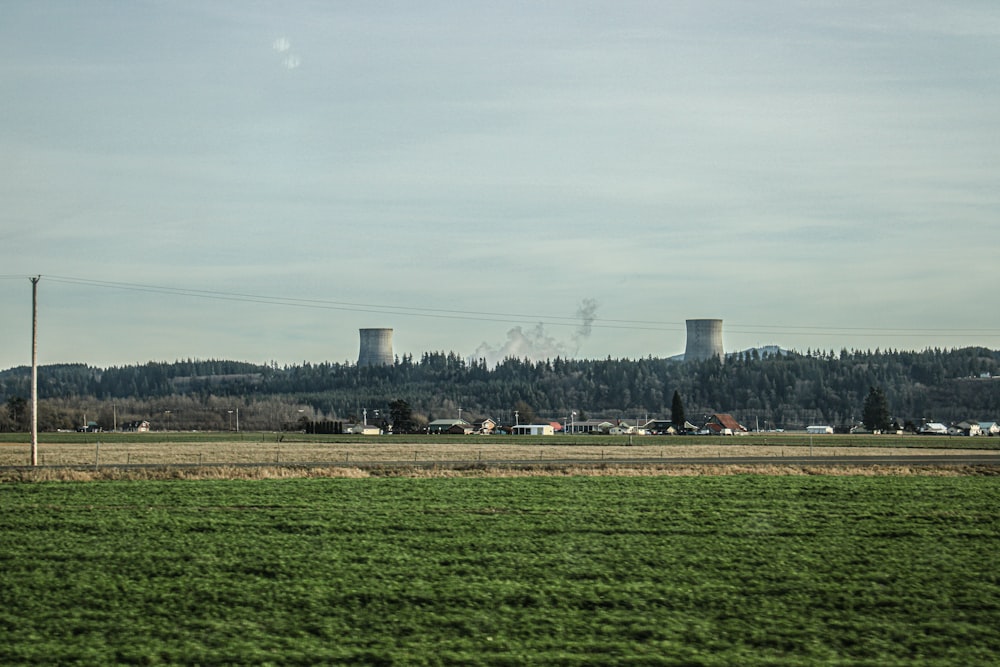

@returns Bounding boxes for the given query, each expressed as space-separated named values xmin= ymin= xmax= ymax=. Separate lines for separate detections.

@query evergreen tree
xmin=862 ymin=386 xmax=890 ymax=433
xmin=4 ymin=396 xmax=28 ymax=432
xmin=4 ymin=346 xmax=999 ymax=431
xmin=389 ymin=399 xmax=415 ymax=434
xmin=671 ymin=390 xmax=686 ymax=430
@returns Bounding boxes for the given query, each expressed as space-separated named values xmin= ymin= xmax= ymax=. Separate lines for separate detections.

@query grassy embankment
xmin=1 ymin=475 xmax=998 ymax=665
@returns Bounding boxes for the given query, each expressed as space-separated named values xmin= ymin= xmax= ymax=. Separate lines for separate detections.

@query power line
xmin=42 ymin=275 xmax=682 ymax=331
xmin=19 ymin=274 xmax=1000 ymax=339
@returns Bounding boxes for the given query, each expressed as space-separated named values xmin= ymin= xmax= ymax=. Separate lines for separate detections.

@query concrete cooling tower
xmin=358 ymin=328 xmax=394 ymax=367
xmin=684 ymin=319 xmax=724 ymax=361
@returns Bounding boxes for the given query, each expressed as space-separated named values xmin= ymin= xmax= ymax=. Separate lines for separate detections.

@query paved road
xmin=3 ymin=453 xmax=998 ymax=472
xmin=354 ymin=454 xmax=1000 ymax=469
xmin=590 ymin=454 xmax=1000 ymax=467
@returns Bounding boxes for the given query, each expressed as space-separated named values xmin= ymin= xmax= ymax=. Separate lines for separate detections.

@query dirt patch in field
xmin=3 ymin=440 xmax=998 ymax=468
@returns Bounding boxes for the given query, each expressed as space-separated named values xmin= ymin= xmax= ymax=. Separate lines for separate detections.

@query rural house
xmin=471 ymin=418 xmax=497 ymax=435
xmin=950 ymin=422 xmax=982 ymax=437
xmin=567 ymin=419 xmax=615 ymax=435
xmin=511 ymin=424 xmax=554 ymax=436
xmin=705 ymin=413 xmax=748 ymax=435
xmin=121 ymin=420 xmax=150 ymax=433
xmin=427 ymin=418 xmax=473 ymax=434
xmin=918 ymin=422 xmax=948 ymax=435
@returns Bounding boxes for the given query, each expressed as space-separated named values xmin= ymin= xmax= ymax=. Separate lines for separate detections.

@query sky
xmin=2 ymin=1 xmax=999 ymax=370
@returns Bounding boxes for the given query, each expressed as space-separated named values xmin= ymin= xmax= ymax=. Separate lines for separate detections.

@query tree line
xmin=0 ymin=347 xmax=997 ymax=432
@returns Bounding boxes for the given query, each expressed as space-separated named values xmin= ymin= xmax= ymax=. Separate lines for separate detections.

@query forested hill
xmin=1 ymin=348 xmax=998 ymax=431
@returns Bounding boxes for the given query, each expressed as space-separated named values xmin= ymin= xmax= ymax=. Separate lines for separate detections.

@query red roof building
xmin=705 ymin=413 xmax=747 ymax=435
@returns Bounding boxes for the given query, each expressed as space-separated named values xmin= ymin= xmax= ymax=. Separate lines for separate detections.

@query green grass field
xmin=1 ymin=476 xmax=998 ymax=665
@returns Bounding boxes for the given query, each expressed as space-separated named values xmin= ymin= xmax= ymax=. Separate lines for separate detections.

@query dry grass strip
xmin=1 ymin=463 xmax=997 ymax=483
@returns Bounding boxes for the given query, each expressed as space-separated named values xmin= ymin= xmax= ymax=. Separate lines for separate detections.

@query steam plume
xmin=471 ymin=299 xmax=599 ymax=367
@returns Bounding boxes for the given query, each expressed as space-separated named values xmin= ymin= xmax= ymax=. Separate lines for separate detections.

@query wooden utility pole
xmin=30 ymin=275 xmax=40 ymax=466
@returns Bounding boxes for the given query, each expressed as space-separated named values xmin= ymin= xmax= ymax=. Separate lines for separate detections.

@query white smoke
xmin=472 ymin=324 xmax=570 ymax=367
xmin=572 ymin=298 xmax=598 ymax=348
xmin=471 ymin=299 xmax=599 ymax=367
xmin=272 ymin=37 xmax=300 ymax=69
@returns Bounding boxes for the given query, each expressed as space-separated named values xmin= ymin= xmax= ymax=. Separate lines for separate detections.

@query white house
xmin=806 ymin=425 xmax=834 ymax=434
xmin=978 ymin=422 xmax=999 ymax=436
xmin=471 ymin=418 xmax=497 ymax=435
xmin=919 ymin=422 xmax=948 ymax=435
xmin=951 ymin=422 xmax=982 ymax=437
xmin=567 ymin=419 xmax=615 ymax=435
xmin=609 ymin=421 xmax=646 ymax=435
xmin=511 ymin=424 xmax=554 ymax=436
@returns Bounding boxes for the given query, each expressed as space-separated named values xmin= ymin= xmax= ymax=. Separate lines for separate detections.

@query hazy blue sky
xmin=2 ymin=1 xmax=998 ymax=369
